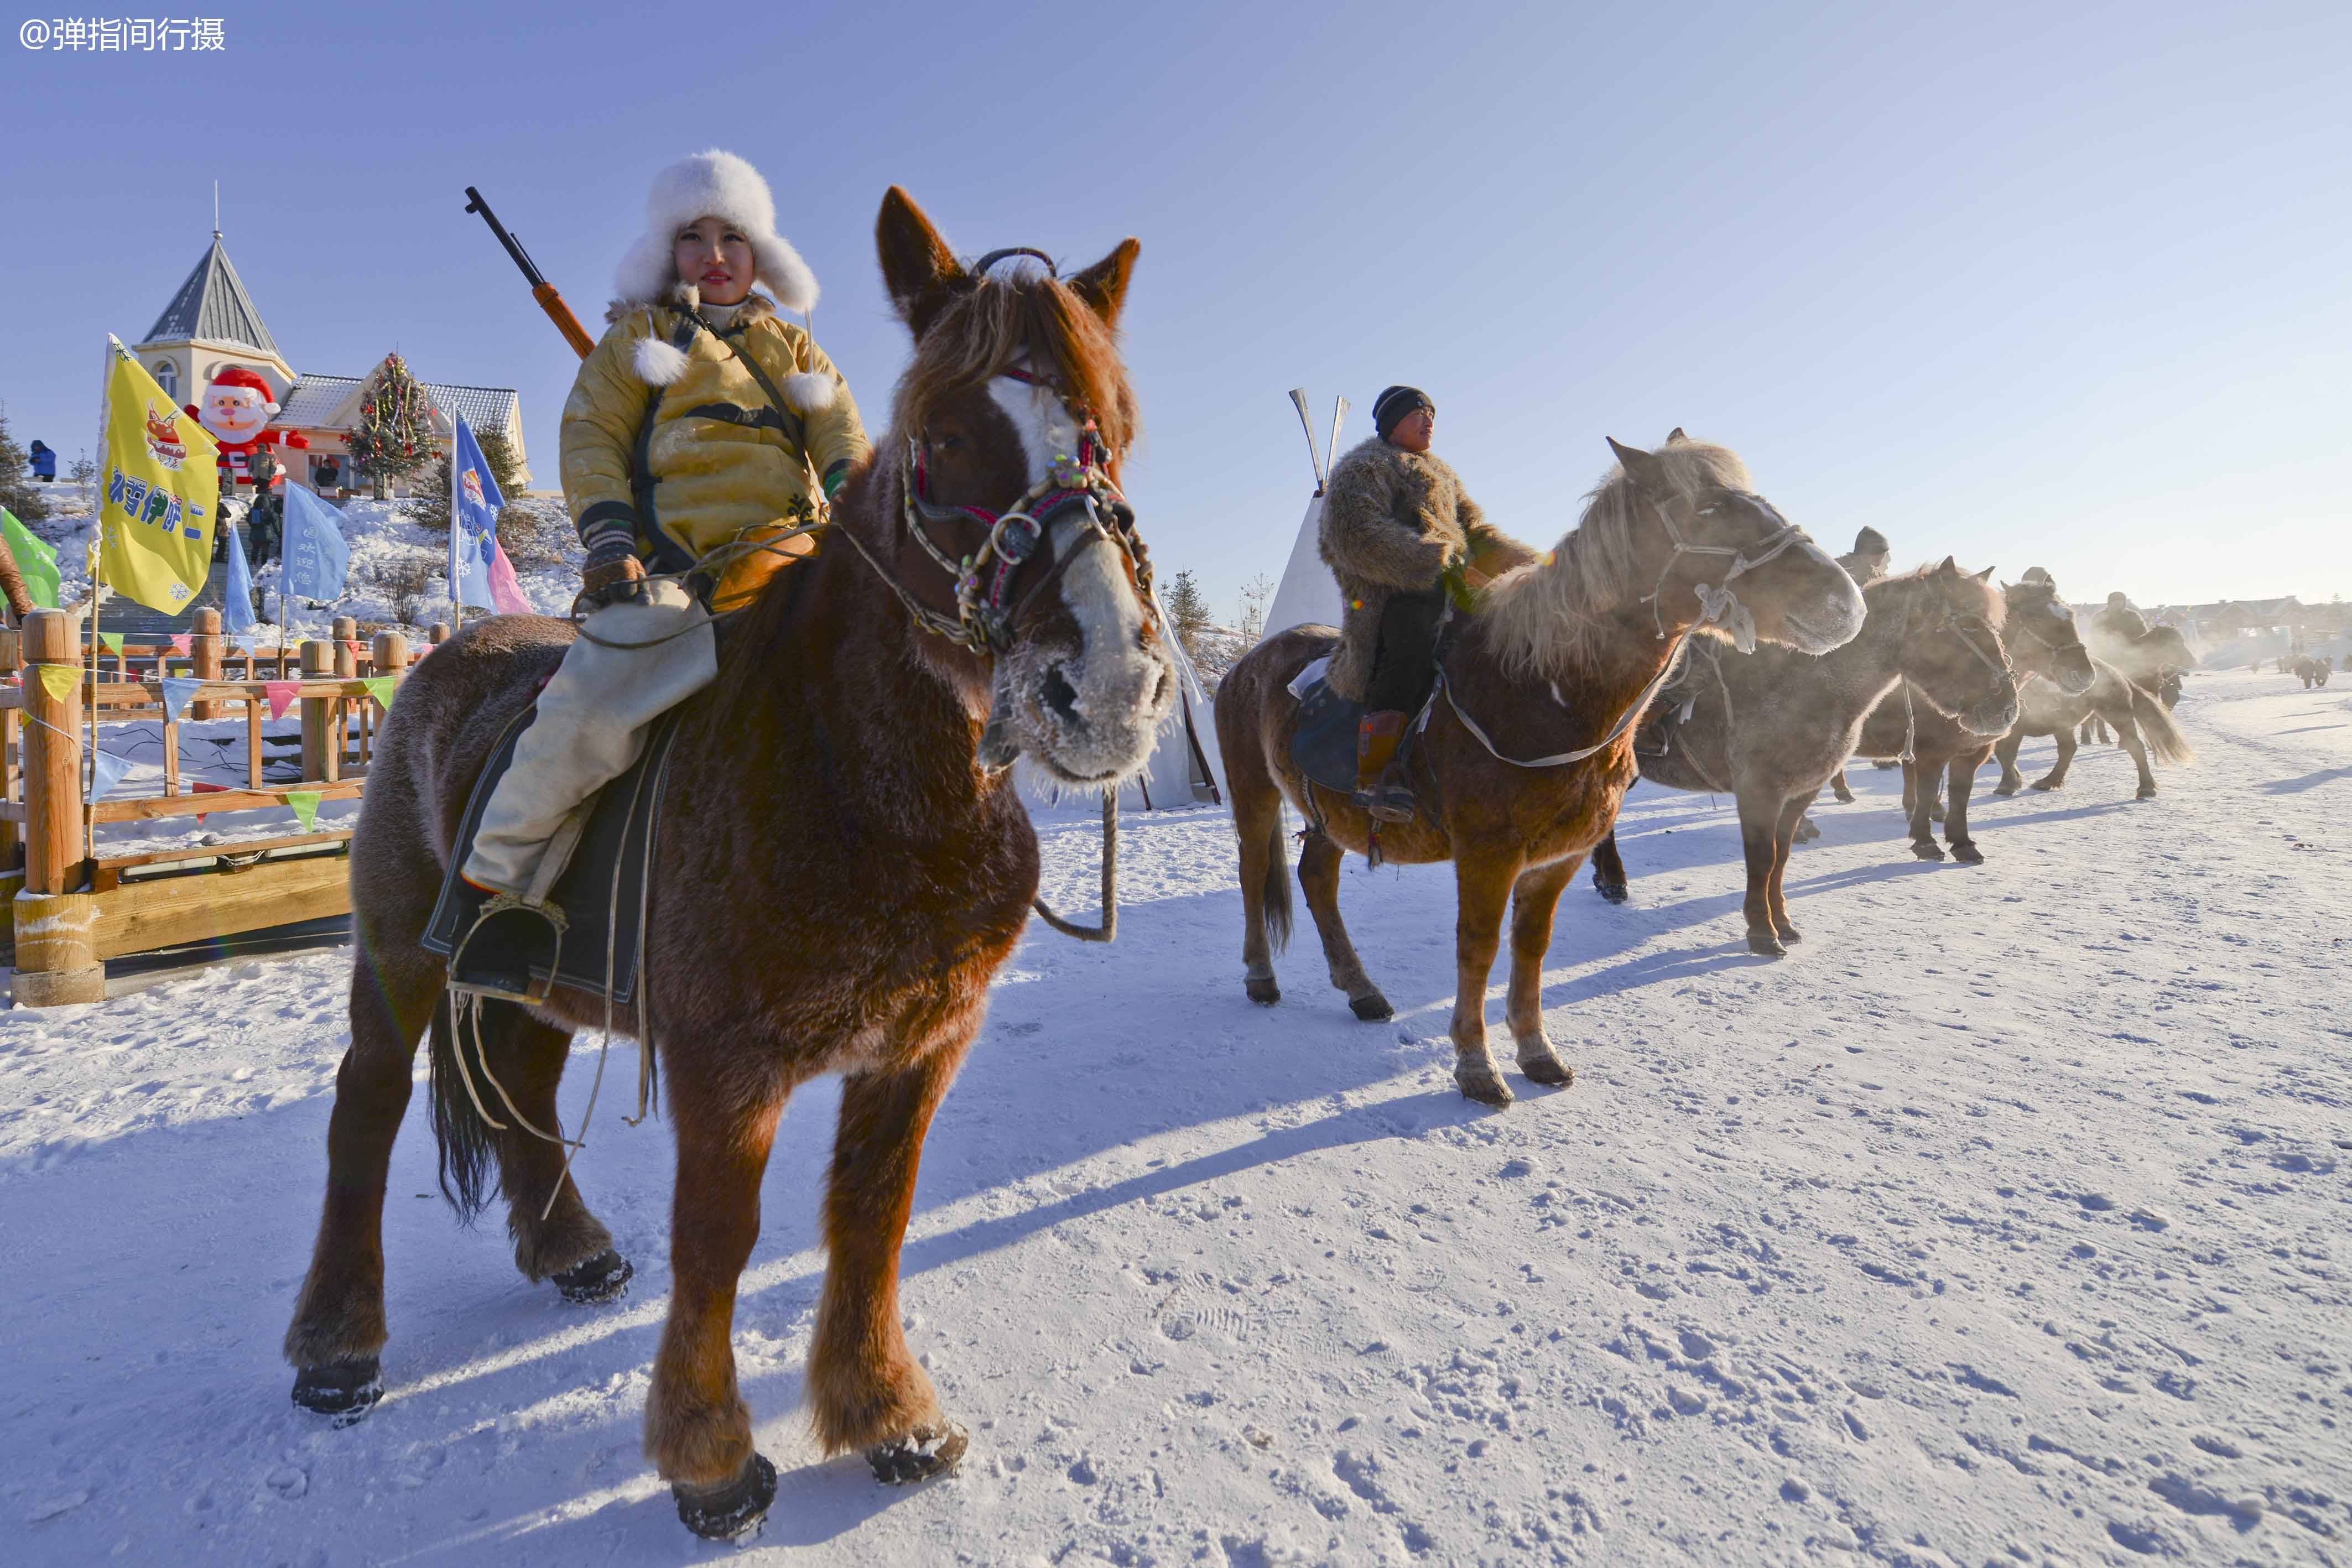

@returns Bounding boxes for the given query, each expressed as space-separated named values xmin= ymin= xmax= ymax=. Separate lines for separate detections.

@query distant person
xmin=27 ymin=440 xmax=56 ymax=482
xmin=2093 ymin=590 xmax=2147 ymax=643
xmin=1319 ymin=384 xmax=1532 ymax=821
xmin=2019 ymin=566 xmax=2057 ymax=591
xmin=314 ymin=455 xmax=342 ymax=493
xmin=1836 ymin=526 xmax=1890 ymax=583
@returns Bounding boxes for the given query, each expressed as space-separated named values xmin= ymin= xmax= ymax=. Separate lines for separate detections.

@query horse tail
xmin=426 ymin=992 xmax=501 ymax=1222
xmin=1260 ymin=814 xmax=1294 ymax=954
xmin=2127 ymin=679 xmax=2197 ymax=766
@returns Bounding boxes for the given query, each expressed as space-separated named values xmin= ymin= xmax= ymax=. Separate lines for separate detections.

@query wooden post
xmin=428 ymin=622 xmax=449 ymax=645
xmin=367 ymin=633 xmax=408 ymax=764
xmin=191 ymin=607 xmax=223 ymax=720
xmin=16 ymin=607 xmax=102 ymax=1006
xmin=0 ymin=627 xmax=22 ymax=870
xmin=299 ymin=638 xmax=336 ymax=783
xmin=332 ymin=629 xmax=357 ymax=767
xmin=0 ymin=626 xmax=18 ymax=674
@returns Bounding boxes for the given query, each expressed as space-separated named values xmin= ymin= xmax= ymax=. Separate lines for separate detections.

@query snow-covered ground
xmin=4 ymin=669 xmax=2348 ymax=1566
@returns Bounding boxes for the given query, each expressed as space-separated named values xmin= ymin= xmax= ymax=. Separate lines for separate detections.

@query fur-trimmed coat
xmin=1318 ymin=437 xmax=1532 ymax=703
xmin=562 ymin=286 xmax=868 ymax=610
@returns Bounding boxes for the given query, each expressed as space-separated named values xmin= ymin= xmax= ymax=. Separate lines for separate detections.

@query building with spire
xmin=132 ymin=231 xmax=528 ymax=494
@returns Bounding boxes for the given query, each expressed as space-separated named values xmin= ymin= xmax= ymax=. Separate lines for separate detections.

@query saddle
xmin=420 ymin=705 xmax=685 ymax=1006
xmin=1287 ymin=644 xmax=1435 ymax=805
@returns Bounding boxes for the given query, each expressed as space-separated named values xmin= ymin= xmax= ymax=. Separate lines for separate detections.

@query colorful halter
xmin=883 ymin=368 xmax=1154 ymax=655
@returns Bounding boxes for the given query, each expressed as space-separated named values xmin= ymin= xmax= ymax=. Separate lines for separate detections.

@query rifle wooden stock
xmin=535 ymin=284 xmax=596 ymax=360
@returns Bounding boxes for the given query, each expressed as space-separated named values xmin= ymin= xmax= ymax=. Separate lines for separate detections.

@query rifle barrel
xmin=464 ymin=186 xmax=547 ymax=288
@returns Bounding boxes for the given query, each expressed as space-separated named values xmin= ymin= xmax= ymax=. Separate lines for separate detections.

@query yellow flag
xmin=285 ymin=790 xmax=322 ymax=831
xmin=37 ymin=664 xmax=82 ymax=703
xmin=98 ymin=347 xmax=220 ymax=613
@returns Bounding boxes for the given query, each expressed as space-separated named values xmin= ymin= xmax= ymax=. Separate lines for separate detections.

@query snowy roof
xmin=277 ymin=373 xmax=519 ymax=435
xmin=138 ymin=233 xmax=281 ymax=358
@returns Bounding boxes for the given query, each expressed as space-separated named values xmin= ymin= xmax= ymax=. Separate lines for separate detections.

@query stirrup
xmin=447 ymin=892 xmax=569 ymax=1006
xmin=1353 ymin=782 xmax=1417 ymax=825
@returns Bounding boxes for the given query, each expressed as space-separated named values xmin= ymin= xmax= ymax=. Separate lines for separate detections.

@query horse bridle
xmin=1641 ymin=490 xmax=1806 ymax=651
xmin=835 ymin=368 xmax=1156 ymax=658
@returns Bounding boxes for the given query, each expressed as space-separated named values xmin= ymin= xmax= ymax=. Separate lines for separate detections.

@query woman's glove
xmin=580 ymin=539 xmax=647 ymax=608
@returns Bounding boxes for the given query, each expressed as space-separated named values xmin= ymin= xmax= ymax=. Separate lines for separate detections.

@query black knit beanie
xmin=1853 ymin=525 xmax=1889 ymax=555
xmin=1375 ymin=385 xmax=1434 ymax=441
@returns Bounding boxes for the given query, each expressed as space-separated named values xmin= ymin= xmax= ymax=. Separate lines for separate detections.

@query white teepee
xmin=1259 ymin=390 xmax=1350 ymax=643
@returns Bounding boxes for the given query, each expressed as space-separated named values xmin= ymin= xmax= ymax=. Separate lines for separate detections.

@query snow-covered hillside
xmin=4 ymin=670 xmax=2348 ymax=1566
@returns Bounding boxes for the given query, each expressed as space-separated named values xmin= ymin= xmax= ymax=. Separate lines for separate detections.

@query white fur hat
xmin=612 ymin=149 xmax=818 ymax=312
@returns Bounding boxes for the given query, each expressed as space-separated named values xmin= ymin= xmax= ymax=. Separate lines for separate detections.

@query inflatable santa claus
xmin=188 ymin=366 xmax=306 ymax=494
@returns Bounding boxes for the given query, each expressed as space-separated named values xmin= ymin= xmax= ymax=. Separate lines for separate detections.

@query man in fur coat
xmin=1319 ymin=384 xmax=1531 ymax=821
xmin=1836 ymin=525 xmax=1891 ymax=584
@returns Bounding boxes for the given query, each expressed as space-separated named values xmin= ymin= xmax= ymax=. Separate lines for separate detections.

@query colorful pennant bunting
xmin=285 ymin=790 xmax=322 ymax=832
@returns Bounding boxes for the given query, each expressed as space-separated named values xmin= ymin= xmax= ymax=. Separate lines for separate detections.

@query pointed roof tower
xmin=138 ymin=231 xmax=281 ymax=359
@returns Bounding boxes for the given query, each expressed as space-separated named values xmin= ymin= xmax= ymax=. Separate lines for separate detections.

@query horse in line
xmin=1585 ymin=560 xmax=2018 ymax=953
xmin=1216 ymin=433 xmax=1864 ymax=1105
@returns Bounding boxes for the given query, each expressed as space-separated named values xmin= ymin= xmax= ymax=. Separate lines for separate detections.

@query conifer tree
xmin=345 ymin=354 xmax=438 ymax=499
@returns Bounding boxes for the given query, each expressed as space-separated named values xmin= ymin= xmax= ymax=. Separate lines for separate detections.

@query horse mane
xmin=1481 ymin=434 xmax=1753 ymax=681
xmin=891 ymin=269 xmax=1139 ymax=457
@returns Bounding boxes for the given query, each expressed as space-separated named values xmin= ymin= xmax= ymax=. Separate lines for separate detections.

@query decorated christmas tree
xmin=344 ymin=353 xmax=438 ymax=499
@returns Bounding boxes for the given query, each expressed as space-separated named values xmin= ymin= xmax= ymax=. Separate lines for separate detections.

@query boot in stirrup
xmin=1353 ymin=711 xmax=1417 ymax=824
xmin=447 ymin=892 xmax=568 ymax=1006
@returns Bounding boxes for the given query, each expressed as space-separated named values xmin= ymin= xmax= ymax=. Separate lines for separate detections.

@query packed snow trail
xmin=4 ymin=670 xmax=2347 ymax=1566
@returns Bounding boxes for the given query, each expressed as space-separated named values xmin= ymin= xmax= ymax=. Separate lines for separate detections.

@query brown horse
xmin=1584 ymin=561 xmax=2017 ymax=953
xmin=1215 ymin=434 xmax=1865 ymax=1105
xmin=1991 ymin=653 xmax=2196 ymax=799
xmin=282 ymin=189 xmax=1172 ymax=1540
xmin=1844 ymin=576 xmax=2098 ymax=862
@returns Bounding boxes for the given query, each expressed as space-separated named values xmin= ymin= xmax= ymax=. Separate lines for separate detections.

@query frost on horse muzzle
xmin=998 ymin=517 xmax=1174 ymax=786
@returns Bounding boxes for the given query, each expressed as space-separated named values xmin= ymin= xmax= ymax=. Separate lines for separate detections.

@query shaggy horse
xmin=1992 ymin=651 xmax=2197 ymax=800
xmin=1841 ymin=577 xmax=2098 ymax=862
xmin=2080 ymin=620 xmax=2193 ymax=738
xmin=1584 ymin=561 xmax=2018 ymax=953
xmin=283 ymin=189 xmax=1172 ymax=1540
xmin=1215 ymin=434 xmax=1865 ymax=1105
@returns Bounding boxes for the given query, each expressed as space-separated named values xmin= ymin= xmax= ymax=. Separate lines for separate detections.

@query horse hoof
xmin=1950 ymin=841 xmax=1984 ymax=864
xmin=1910 ymin=841 xmax=1945 ymax=862
xmin=291 ymin=1356 xmax=382 ymax=1425
xmin=868 ymin=1421 xmax=968 ymax=1486
xmin=2135 ymin=786 xmax=2157 ymax=801
xmin=1455 ymin=1065 xmax=1514 ymax=1107
xmin=1992 ymin=784 xmax=2018 ymax=798
xmin=674 ymin=1452 xmax=777 ymax=1540
xmin=553 ymin=1249 xmax=633 ymax=1305
xmin=1595 ymin=880 xmax=1628 ymax=904
xmin=2030 ymin=780 xmax=2060 ymax=793
xmin=1775 ymin=924 xmax=1803 ymax=945
xmin=1349 ymin=993 xmax=1394 ymax=1022
xmin=1832 ymin=787 xmax=1855 ymax=805
xmin=1746 ymin=930 xmax=1786 ymax=958
xmin=1518 ymin=1055 xmax=1573 ymax=1087
xmin=1244 ymin=977 xmax=1281 ymax=1006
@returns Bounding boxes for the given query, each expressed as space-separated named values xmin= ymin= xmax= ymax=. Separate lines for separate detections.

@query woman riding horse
xmin=453 ymin=150 xmax=870 ymax=994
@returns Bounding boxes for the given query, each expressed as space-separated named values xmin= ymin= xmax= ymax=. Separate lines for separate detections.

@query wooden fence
xmin=4 ymin=606 xmax=447 ymax=1006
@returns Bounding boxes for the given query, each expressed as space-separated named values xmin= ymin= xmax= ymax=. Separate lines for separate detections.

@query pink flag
xmin=487 ymin=539 xmax=534 ymax=616
xmin=170 ymin=633 xmax=193 ymax=656
xmin=264 ymin=680 xmax=301 ymax=720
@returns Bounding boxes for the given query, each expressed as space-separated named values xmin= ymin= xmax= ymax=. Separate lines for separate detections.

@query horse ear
xmin=1934 ymin=555 xmax=1959 ymax=577
xmin=1068 ymin=238 xmax=1140 ymax=327
xmin=1606 ymin=436 xmax=1669 ymax=492
xmin=876 ymin=186 xmax=967 ymax=336
xmin=1976 ymin=565 xmax=1996 ymax=582
xmin=1666 ymin=426 xmax=1688 ymax=443
xmin=2000 ymin=580 xmax=2013 ymax=593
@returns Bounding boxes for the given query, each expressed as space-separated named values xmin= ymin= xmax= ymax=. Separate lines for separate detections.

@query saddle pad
xmin=1290 ymin=676 xmax=1364 ymax=796
xmin=420 ymin=707 xmax=685 ymax=1006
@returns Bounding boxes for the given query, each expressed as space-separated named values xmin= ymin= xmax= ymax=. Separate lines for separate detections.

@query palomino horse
xmin=1215 ymin=434 xmax=1865 ymax=1105
xmin=1841 ymin=577 xmax=2097 ymax=861
xmin=1585 ymin=561 xmax=2018 ymax=954
xmin=1991 ymin=653 xmax=2196 ymax=799
xmin=283 ymin=189 xmax=1172 ymax=1540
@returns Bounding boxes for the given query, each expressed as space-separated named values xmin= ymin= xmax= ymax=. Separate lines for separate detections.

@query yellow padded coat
xmin=561 ymin=290 xmax=868 ymax=608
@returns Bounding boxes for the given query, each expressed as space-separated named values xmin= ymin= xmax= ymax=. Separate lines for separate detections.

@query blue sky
xmin=6 ymin=1 xmax=2345 ymax=618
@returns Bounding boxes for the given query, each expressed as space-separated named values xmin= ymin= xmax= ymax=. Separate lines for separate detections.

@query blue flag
xmin=281 ymin=484 xmax=351 ymax=603
xmin=221 ymin=513 xmax=257 ymax=634
xmin=89 ymin=750 xmax=136 ymax=804
xmin=447 ymin=417 xmax=507 ymax=612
